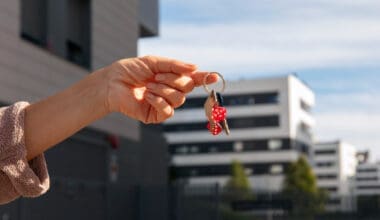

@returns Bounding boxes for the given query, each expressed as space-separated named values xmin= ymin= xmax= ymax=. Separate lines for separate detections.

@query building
xmin=164 ymin=75 xmax=315 ymax=192
xmin=356 ymin=151 xmax=370 ymax=165
xmin=354 ymin=161 xmax=380 ymax=213
xmin=312 ymin=141 xmax=357 ymax=211
xmin=0 ymin=1 xmax=166 ymax=220
xmin=355 ymin=163 xmax=380 ymax=196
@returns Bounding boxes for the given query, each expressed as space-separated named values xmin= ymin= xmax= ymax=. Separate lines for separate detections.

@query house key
xmin=203 ymin=72 xmax=230 ymax=135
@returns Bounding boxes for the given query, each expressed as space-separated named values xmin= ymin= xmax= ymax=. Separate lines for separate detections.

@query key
xmin=204 ymin=90 xmax=217 ymax=122
xmin=202 ymin=72 xmax=230 ymax=136
xmin=204 ymin=90 xmax=222 ymax=135
xmin=216 ymin=92 xmax=230 ymax=135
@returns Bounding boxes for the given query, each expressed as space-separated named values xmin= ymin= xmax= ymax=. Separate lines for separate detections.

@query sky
xmin=138 ymin=0 xmax=380 ymax=160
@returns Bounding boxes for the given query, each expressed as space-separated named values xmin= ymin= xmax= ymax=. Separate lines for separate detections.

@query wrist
xmin=86 ymin=67 xmax=113 ymax=116
xmin=97 ymin=64 xmax=126 ymax=114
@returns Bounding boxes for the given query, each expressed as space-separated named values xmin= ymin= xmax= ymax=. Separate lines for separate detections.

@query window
xmin=357 ymin=168 xmax=378 ymax=173
xmin=268 ymin=139 xmax=282 ymax=150
xmin=244 ymin=140 xmax=270 ymax=151
xmin=300 ymin=100 xmax=312 ymax=113
xmin=314 ymin=149 xmax=336 ymax=155
xmin=169 ymin=142 xmax=233 ymax=154
xmin=323 ymin=187 xmax=338 ymax=193
xmin=316 ymin=162 xmax=335 ymax=167
xmin=300 ymin=122 xmax=312 ymax=137
xmin=317 ymin=174 xmax=337 ymax=180
xmin=358 ymin=185 xmax=380 ymax=190
xmin=270 ymin=165 xmax=283 ymax=174
xmin=233 ymin=142 xmax=244 ymax=152
xmin=327 ymin=198 xmax=341 ymax=205
xmin=169 ymin=139 xmax=295 ymax=155
xmin=21 ymin=0 xmax=47 ymax=46
xmin=209 ymin=147 xmax=218 ymax=153
xmin=164 ymin=115 xmax=280 ymax=132
xmin=171 ymin=162 xmax=289 ymax=178
xmin=21 ymin=0 xmax=91 ymax=68
xmin=190 ymin=146 xmax=199 ymax=153
xmin=244 ymin=168 xmax=253 ymax=175
xmin=175 ymin=146 xmax=189 ymax=154
xmin=357 ymin=177 xmax=378 ymax=181
xmin=179 ymin=92 xmax=279 ymax=109
xmin=190 ymin=169 xmax=198 ymax=176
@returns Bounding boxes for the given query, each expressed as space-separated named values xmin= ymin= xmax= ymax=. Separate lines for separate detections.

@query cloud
xmin=140 ymin=5 xmax=380 ymax=77
xmin=315 ymin=111 xmax=380 ymax=161
xmin=139 ymin=0 xmax=380 ymax=160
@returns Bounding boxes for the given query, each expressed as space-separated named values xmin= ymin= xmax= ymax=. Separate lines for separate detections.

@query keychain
xmin=203 ymin=72 xmax=230 ymax=136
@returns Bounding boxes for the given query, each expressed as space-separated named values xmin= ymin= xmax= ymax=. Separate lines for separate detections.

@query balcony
xmin=139 ymin=0 xmax=159 ymax=37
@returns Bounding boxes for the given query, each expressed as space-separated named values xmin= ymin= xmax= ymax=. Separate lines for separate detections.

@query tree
xmin=283 ymin=156 xmax=328 ymax=216
xmin=224 ymin=160 xmax=252 ymax=200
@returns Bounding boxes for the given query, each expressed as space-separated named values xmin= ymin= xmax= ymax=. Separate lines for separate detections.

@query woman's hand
xmin=24 ymin=55 xmax=216 ymax=160
xmin=104 ymin=56 xmax=218 ymax=124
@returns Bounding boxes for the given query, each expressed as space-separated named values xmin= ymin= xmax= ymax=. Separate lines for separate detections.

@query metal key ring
xmin=203 ymin=72 xmax=226 ymax=93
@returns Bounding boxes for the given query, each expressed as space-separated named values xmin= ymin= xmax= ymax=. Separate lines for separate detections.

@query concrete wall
xmin=0 ymin=0 xmax=140 ymax=140
xmin=0 ymin=1 xmax=167 ymax=219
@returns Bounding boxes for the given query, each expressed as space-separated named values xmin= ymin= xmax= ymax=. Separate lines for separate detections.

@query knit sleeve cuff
xmin=0 ymin=102 xmax=50 ymax=204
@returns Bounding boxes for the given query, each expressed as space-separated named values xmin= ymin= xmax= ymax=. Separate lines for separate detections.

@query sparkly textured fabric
xmin=0 ymin=102 xmax=50 ymax=205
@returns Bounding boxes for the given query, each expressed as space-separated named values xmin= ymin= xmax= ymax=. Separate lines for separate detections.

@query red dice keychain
xmin=203 ymin=72 xmax=230 ymax=136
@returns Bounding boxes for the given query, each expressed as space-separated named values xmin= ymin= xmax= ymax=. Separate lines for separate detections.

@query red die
xmin=211 ymin=105 xmax=227 ymax=122
xmin=207 ymin=122 xmax=222 ymax=135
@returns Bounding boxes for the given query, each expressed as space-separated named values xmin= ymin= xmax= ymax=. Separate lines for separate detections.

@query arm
xmin=24 ymin=68 xmax=109 ymax=161
xmin=24 ymin=56 xmax=217 ymax=161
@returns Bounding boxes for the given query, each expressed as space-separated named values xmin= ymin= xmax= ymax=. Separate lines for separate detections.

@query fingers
xmin=153 ymin=71 xmax=220 ymax=93
xmin=191 ymin=72 xmax=219 ymax=87
xmin=146 ymin=83 xmax=186 ymax=108
xmin=145 ymin=92 xmax=174 ymax=122
xmin=139 ymin=55 xmax=197 ymax=74
xmin=155 ymin=73 xmax=195 ymax=93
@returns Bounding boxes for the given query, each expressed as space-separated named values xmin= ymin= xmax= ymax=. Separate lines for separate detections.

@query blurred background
xmin=0 ymin=0 xmax=380 ymax=219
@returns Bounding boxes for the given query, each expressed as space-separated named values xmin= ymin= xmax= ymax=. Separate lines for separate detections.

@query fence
xmin=2 ymin=183 xmax=380 ymax=220
xmin=135 ymin=184 xmax=380 ymax=220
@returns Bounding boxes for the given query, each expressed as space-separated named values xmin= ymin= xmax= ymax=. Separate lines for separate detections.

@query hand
xmin=104 ymin=56 xmax=218 ymax=124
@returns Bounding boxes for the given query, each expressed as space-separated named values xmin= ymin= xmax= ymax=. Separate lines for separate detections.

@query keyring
xmin=203 ymin=72 xmax=226 ymax=94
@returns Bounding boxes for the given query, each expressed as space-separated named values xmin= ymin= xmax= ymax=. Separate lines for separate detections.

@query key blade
xmin=204 ymin=90 xmax=217 ymax=121
xmin=221 ymin=119 xmax=230 ymax=135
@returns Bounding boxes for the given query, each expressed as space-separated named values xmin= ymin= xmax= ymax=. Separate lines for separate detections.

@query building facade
xmin=355 ymin=163 xmax=380 ymax=196
xmin=165 ymin=75 xmax=315 ymax=192
xmin=312 ymin=141 xmax=357 ymax=211
xmin=0 ymin=1 xmax=167 ymax=220
xmin=354 ymin=161 xmax=380 ymax=213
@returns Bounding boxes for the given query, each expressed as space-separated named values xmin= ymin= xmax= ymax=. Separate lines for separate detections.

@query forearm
xmin=24 ymin=68 xmax=110 ymax=161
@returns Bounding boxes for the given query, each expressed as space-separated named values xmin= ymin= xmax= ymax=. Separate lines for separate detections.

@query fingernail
xmin=155 ymin=74 xmax=166 ymax=81
xmin=183 ymin=63 xmax=197 ymax=68
xmin=146 ymin=83 xmax=156 ymax=90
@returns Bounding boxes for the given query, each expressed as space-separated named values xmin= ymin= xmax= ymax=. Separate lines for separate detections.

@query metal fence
xmin=135 ymin=184 xmax=380 ymax=220
xmin=2 ymin=183 xmax=380 ymax=220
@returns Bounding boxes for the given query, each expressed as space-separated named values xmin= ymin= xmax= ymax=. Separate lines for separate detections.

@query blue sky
xmin=139 ymin=0 xmax=380 ymax=160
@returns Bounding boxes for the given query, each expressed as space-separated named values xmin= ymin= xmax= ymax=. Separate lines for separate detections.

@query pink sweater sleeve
xmin=0 ymin=102 xmax=50 ymax=205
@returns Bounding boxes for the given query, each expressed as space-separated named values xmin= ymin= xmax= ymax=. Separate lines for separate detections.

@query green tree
xmin=283 ymin=156 xmax=328 ymax=217
xmin=224 ymin=160 xmax=252 ymax=200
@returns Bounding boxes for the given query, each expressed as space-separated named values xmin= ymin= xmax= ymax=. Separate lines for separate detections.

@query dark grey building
xmin=0 ymin=0 xmax=167 ymax=220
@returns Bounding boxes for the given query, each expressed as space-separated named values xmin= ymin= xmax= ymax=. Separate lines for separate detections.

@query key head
xmin=204 ymin=90 xmax=218 ymax=121
xmin=216 ymin=92 xmax=224 ymax=106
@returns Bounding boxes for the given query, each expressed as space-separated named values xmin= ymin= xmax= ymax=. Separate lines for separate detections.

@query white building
xmin=164 ymin=75 xmax=315 ymax=192
xmin=355 ymin=163 xmax=380 ymax=196
xmin=312 ymin=141 xmax=357 ymax=211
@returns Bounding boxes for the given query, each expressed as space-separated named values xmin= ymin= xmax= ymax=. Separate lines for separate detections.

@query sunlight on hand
xmin=132 ymin=87 xmax=146 ymax=101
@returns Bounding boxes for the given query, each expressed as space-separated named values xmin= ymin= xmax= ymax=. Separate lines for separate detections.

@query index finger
xmin=191 ymin=72 xmax=219 ymax=87
xmin=140 ymin=55 xmax=197 ymax=74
